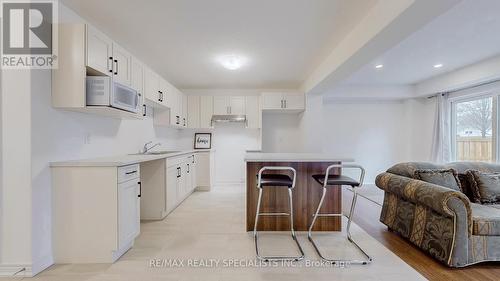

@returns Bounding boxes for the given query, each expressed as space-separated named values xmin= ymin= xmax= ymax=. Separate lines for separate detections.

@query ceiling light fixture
xmin=217 ymin=55 xmax=247 ymax=70
xmin=375 ymin=64 xmax=384 ymax=69
xmin=433 ymin=63 xmax=443 ymax=68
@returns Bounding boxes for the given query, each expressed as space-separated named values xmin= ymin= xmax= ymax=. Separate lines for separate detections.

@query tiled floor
xmin=10 ymin=185 xmax=425 ymax=280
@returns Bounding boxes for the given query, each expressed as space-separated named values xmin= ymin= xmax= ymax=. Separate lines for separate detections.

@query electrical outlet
xmin=84 ymin=133 xmax=91 ymax=144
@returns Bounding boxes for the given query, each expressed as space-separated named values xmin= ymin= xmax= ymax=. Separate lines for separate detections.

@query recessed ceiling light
xmin=433 ymin=63 xmax=443 ymax=68
xmin=375 ymin=64 xmax=384 ymax=69
xmin=217 ymin=55 xmax=248 ymax=70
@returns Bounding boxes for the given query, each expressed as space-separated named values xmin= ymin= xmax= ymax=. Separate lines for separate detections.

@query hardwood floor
xmin=343 ymin=190 xmax=500 ymax=281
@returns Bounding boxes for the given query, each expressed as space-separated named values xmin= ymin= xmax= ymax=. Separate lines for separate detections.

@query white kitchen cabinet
xmin=230 ymin=96 xmax=246 ymax=115
xmin=170 ymin=90 xmax=182 ymax=127
xmin=86 ymin=26 xmax=131 ymax=86
xmin=52 ymin=164 xmax=141 ymax=263
xmin=160 ymin=78 xmax=173 ymax=108
xmin=213 ymin=96 xmax=229 ymax=115
xmin=261 ymin=92 xmax=305 ymax=113
xmin=187 ymin=96 xmax=201 ymax=128
xmin=283 ymin=93 xmax=305 ymax=110
xmin=213 ymin=96 xmax=246 ymax=115
xmin=189 ymin=154 xmax=197 ymax=193
xmin=245 ymin=96 xmax=261 ymax=129
xmin=144 ymin=67 xmax=162 ymax=106
xmin=166 ymin=164 xmax=179 ymax=214
xmin=182 ymin=94 xmax=188 ymax=127
xmin=261 ymin=93 xmax=283 ymax=110
xmin=131 ymin=58 xmax=145 ymax=117
xmin=200 ymin=96 xmax=214 ymax=128
xmin=118 ymin=177 xmax=140 ymax=250
xmin=111 ymin=43 xmax=132 ymax=86
xmin=86 ymin=25 xmax=113 ymax=76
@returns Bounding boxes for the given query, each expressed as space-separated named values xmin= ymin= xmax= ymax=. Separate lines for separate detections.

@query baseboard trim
xmin=215 ymin=181 xmax=244 ymax=187
xmin=195 ymin=186 xmax=211 ymax=191
xmin=32 ymin=254 xmax=54 ymax=276
xmin=0 ymin=264 xmax=33 ymax=277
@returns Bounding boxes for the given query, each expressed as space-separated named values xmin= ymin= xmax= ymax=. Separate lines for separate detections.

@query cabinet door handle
xmin=284 ymin=99 xmax=286 ymax=109
xmin=125 ymin=170 xmax=137 ymax=175
xmin=280 ymin=99 xmax=283 ymax=109
xmin=183 ymin=118 xmax=186 ymax=126
xmin=192 ymin=155 xmax=195 ymax=164
xmin=114 ymin=59 xmax=118 ymax=75
xmin=187 ymin=163 xmax=190 ymax=173
xmin=138 ymin=181 xmax=142 ymax=198
xmin=143 ymin=104 xmax=147 ymax=117
xmin=108 ymin=57 xmax=113 ymax=73
xmin=177 ymin=167 xmax=181 ymax=178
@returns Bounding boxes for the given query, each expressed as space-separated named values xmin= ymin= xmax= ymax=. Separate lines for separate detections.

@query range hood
xmin=211 ymin=114 xmax=247 ymax=125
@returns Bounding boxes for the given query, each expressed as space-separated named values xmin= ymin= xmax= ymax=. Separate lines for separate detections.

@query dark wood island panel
xmin=246 ymin=161 xmax=342 ymax=231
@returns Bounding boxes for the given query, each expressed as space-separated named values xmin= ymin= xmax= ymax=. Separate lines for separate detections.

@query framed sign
xmin=194 ymin=133 xmax=212 ymax=149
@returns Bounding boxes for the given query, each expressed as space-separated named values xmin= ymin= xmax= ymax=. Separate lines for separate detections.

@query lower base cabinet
xmin=141 ymin=153 xmax=202 ymax=220
xmin=52 ymin=164 xmax=141 ymax=263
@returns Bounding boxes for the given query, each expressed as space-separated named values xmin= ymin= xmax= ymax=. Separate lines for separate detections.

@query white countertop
xmin=50 ymin=149 xmax=213 ymax=167
xmin=244 ymin=152 xmax=354 ymax=162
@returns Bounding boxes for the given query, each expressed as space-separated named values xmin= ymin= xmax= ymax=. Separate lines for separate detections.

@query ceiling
xmin=343 ymin=0 xmax=500 ymax=86
xmin=61 ymin=0 xmax=376 ymax=89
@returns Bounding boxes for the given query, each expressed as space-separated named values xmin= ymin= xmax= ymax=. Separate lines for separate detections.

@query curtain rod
xmin=427 ymin=78 xmax=500 ymax=99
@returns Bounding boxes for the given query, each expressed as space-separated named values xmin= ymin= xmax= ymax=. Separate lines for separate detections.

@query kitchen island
xmin=245 ymin=153 xmax=353 ymax=231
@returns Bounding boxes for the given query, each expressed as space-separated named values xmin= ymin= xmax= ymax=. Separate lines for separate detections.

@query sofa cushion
xmin=471 ymin=203 xmax=500 ymax=236
xmin=413 ymin=169 xmax=462 ymax=192
xmin=467 ymin=170 xmax=500 ymax=204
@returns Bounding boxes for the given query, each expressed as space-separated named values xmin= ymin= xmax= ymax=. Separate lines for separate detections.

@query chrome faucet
xmin=142 ymin=141 xmax=161 ymax=154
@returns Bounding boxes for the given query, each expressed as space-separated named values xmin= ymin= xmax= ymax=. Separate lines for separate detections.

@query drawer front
xmin=166 ymin=155 xmax=186 ymax=168
xmin=118 ymin=164 xmax=140 ymax=183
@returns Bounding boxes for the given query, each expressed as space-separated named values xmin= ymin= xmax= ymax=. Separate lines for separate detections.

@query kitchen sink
xmin=130 ymin=150 xmax=181 ymax=155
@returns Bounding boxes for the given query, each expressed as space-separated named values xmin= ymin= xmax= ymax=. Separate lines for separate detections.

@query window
xmin=452 ymin=95 xmax=497 ymax=162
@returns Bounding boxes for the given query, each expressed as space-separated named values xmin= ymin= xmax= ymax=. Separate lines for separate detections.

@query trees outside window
xmin=453 ymin=96 xmax=495 ymax=162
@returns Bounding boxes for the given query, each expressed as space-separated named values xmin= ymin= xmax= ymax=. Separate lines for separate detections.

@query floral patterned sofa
xmin=376 ymin=162 xmax=500 ymax=267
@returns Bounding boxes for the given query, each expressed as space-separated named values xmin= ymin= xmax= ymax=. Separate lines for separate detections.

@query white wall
xmin=211 ymin=125 xmax=260 ymax=184
xmin=321 ymin=100 xmax=411 ymax=182
xmin=1 ymin=70 xmax=33 ymax=273
xmin=261 ymin=87 xmax=436 ymax=183
xmin=404 ymin=97 xmax=436 ymax=161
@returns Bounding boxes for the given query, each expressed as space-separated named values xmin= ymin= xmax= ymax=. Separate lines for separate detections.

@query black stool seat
xmin=312 ymin=174 xmax=360 ymax=187
xmin=258 ymin=174 xmax=293 ymax=187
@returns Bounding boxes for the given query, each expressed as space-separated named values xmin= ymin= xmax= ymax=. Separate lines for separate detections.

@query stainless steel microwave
xmin=86 ymin=76 xmax=139 ymax=113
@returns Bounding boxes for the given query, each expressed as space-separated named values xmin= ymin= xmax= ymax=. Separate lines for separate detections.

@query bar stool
xmin=308 ymin=164 xmax=372 ymax=265
xmin=254 ymin=166 xmax=305 ymax=262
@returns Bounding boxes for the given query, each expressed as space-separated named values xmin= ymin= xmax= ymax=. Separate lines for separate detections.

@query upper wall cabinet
xmin=187 ymin=96 xmax=201 ymax=128
xmin=213 ymin=96 xmax=246 ymax=115
xmin=52 ymin=24 xmax=140 ymax=119
xmin=111 ymin=43 xmax=132 ymax=86
xmin=261 ymin=92 xmax=305 ymax=113
xmin=187 ymin=95 xmax=261 ymax=129
xmin=86 ymin=25 xmax=112 ymax=76
xmin=245 ymin=96 xmax=261 ymax=129
xmin=53 ymin=23 xmax=183 ymax=122
xmin=188 ymin=96 xmax=213 ymax=129
xmin=200 ymin=96 xmax=214 ymax=129
xmin=86 ymin=26 xmax=131 ymax=86
xmin=144 ymin=67 xmax=163 ymax=107
xmin=131 ymin=58 xmax=145 ymax=116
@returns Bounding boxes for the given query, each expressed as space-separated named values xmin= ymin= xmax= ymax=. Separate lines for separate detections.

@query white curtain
xmin=431 ymin=93 xmax=452 ymax=163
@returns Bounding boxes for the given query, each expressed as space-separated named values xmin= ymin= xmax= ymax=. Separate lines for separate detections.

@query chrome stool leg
xmin=308 ymin=164 xmax=372 ymax=266
xmin=254 ymin=166 xmax=305 ymax=262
